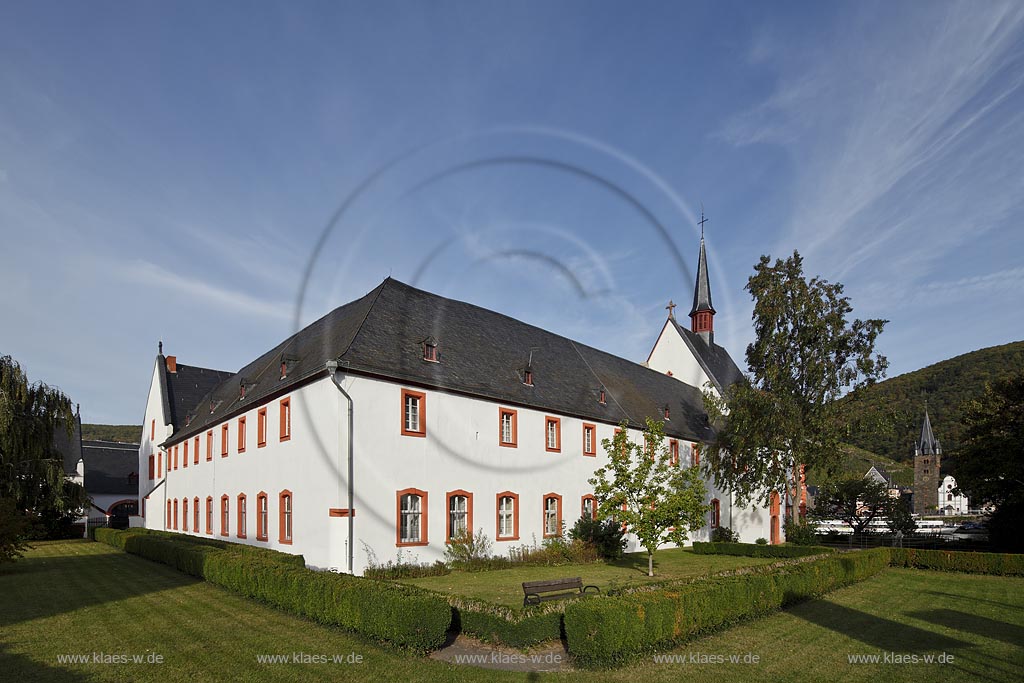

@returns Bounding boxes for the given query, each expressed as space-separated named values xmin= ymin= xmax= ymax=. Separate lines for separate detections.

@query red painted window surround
xmin=193 ymin=437 xmax=199 ymax=465
xmin=279 ymin=490 xmax=293 ymax=545
xmin=395 ymin=488 xmax=428 ymax=547
xmin=542 ymin=493 xmax=563 ymax=538
xmin=183 ymin=441 xmax=188 ymax=468
xmin=495 ymin=491 xmax=520 ymax=541
xmin=582 ymin=423 xmax=596 ymax=457
xmin=279 ymin=398 xmax=291 ymax=442
xmin=237 ymin=494 xmax=247 ymax=539
xmin=400 ymin=389 xmax=426 ymax=437
xmin=238 ymin=416 xmax=247 ymax=453
xmin=205 ymin=497 xmax=213 ymax=535
xmin=445 ymin=489 xmax=474 ymax=544
xmin=221 ymin=424 xmax=229 ymax=457
xmin=148 ymin=455 xmax=154 ymax=480
xmin=258 ymin=408 xmax=267 ymax=447
xmin=256 ymin=491 xmax=269 ymax=541
xmin=498 ymin=408 xmax=518 ymax=447
xmin=206 ymin=431 xmax=213 ymax=461
xmin=220 ymin=495 xmax=230 ymax=536
xmin=193 ymin=497 xmax=199 ymax=532
xmin=544 ymin=416 xmax=561 ymax=453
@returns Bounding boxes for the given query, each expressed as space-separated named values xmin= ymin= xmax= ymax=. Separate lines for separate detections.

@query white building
xmin=939 ymin=475 xmax=969 ymax=515
xmin=136 ymin=238 xmax=775 ymax=574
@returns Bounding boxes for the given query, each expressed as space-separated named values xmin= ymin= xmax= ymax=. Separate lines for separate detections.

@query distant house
xmin=864 ymin=465 xmax=903 ymax=499
xmin=82 ymin=440 xmax=140 ymax=523
xmin=938 ymin=475 xmax=969 ymax=516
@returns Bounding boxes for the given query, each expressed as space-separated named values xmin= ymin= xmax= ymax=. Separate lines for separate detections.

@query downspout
xmin=325 ymin=361 xmax=354 ymax=574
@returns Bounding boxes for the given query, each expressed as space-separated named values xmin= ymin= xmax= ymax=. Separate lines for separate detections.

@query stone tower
xmin=912 ymin=410 xmax=941 ymax=515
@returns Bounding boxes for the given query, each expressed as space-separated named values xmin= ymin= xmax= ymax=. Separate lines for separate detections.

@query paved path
xmin=429 ymin=634 xmax=573 ymax=672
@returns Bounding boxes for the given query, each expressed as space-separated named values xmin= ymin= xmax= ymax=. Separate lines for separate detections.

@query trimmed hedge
xmin=890 ymin=548 xmax=1024 ymax=576
xmin=95 ymin=527 xmax=306 ymax=566
xmin=95 ymin=529 xmax=451 ymax=651
xmin=564 ymin=548 xmax=890 ymax=666
xmin=448 ymin=598 xmax=566 ymax=648
xmin=691 ymin=541 xmax=836 ymax=558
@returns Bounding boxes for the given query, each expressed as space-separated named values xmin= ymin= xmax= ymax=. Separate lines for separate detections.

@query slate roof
xmin=164 ymin=278 xmax=721 ymax=446
xmin=918 ymin=410 xmax=941 ymax=455
xmin=157 ymin=359 xmax=234 ymax=431
xmin=54 ymin=413 xmax=83 ymax=476
xmin=689 ymin=236 xmax=715 ymax=316
xmin=669 ymin=319 xmax=745 ymax=392
xmin=82 ymin=440 xmax=139 ymax=494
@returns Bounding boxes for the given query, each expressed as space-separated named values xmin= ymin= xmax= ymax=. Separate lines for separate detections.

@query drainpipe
xmin=325 ymin=360 xmax=354 ymax=574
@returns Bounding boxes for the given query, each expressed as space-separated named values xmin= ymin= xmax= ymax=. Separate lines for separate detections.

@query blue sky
xmin=1 ymin=1 xmax=1022 ymax=424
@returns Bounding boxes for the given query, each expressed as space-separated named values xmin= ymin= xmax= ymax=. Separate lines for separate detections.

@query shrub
xmin=691 ymin=542 xmax=835 ymax=558
xmin=444 ymin=528 xmax=493 ymax=567
xmin=755 ymin=537 xmax=768 ymax=545
xmin=95 ymin=529 xmax=451 ymax=650
xmin=710 ymin=526 xmax=737 ymax=543
xmin=450 ymin=597 xmax=566 ymax=647
xmin=890 ymin=548 xmax=1024 ymax=576
xmin=569 ymin=517 xmax=626 ymax=560
xmin=507 ymin=534 xmax=599 ymax=566
xmin=0 ymin=498 xmax=31 ymax=562
xmin=783 ymin=519 xmax=819 ymax=545
xmin=564 ymin=548 xmax=891 ymax=666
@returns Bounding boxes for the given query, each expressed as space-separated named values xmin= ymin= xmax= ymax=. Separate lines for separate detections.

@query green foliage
xmin=812 ymin=477 xmax=894 ymax=535
xmin=692 ymin=541 xmax=834 ymax=558
xmin=755 ymin=537 xmax=768 ymax=545
xmin=0 ymin=355 xmax=81 ymax=517
xmin=80 ymin=424 xmax=142 ymax=444
xmin=702 ymin=251 xmax=887 ymax=522
xmin=564 ymin=548 xmax=891 ymax=666
xmin=569 ymin=516 xmax=627 ymax=560
xmin=951 ymin=371 xmax=1024 ymax=552
xmin=590 ymin=418 xmax=709 ymax=576
xmin=840 ymin=341 xmax=1024 ymax=460
xmin=710 ymin=526 xmax=737 ymax=543
xmin=444 ymin=527 xmax=493 ymax=568
xmin=783 ymin=519 xmax=819 ymax=545
xmin=508 ymin=535 xmax=599 ymax=566
xmin=886 ymin=497 xmax=918 ymax=535
xmin=0 ymin=497 xmax=31 ymax=562
xmin=890 ymin=548 xmax=1024 ymax=576
xmin=449 ymin=597 xmax=566 ymax=647
xmin=95 ymin=529 xmax=451 ymax=651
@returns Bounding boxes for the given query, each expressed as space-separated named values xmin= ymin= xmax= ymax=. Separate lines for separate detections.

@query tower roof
xmin=689 ymin=236 xmax=716 ymax=317
xmin=918 ymin=410 xmax=940 ymax=455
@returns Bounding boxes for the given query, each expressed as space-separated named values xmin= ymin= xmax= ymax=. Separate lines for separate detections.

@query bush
xmin=691 ymin=542 xmax=835 ymax=558
xmin=507 ymin=534 xmax=599 ymax=566
xmin=783 ymin=519 xmax=819 ymax=546
xmin=564 ymin=548 xmax=891 ymax=666
xmin=444 ymin=528 xmax=493 ymax=568
xmin=710 ymin=526 xmax=738 ymax=543
xmin=890 ymin=548 xmax=1024 ymax=576
xmin=755 ymin=537 xmax=768 ymax=545
xmin=450 ymin=598 xmax=566 ymax=648
xmin=95 ymin=529 xmax=451 ymax=650
xmin=0 ymin=498 xmax=31 ymax=562
xmin=569 ymin=517 xmax=626 ymax=560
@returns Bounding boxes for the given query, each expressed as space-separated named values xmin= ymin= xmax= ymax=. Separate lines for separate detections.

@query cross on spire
xmin=666 ymin=300 xmax=676 ymax=320
xmin=698 ymin=205 xmax=708 ymax=238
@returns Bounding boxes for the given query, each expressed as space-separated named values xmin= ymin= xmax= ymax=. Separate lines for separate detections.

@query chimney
xmin=166 ymin=356 xmax=177 ymax=373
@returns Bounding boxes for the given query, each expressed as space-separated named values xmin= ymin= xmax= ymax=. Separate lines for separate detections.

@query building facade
xmin=938 ymin=475 xmax=969 ymax=515
xmin=913 ymin=410 xmax=942 ymax=514
xmin=136 ymin=241 xmax=773 ymax=574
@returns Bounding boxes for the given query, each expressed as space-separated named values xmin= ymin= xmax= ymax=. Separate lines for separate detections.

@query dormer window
xmin=239 ymin=384 xmax=246 ymax=400
xmin=422 ymin=338 xmax=439 ymax=363
xmin=523 ymin=368 xmax=533 ymax=386
xmin=280 ymin=361 xmax=287 ymax=379
xmin=663 ymin=405 xmax=671 ymax=420
xmin=598 ymin=388 xmax=606 ymax=405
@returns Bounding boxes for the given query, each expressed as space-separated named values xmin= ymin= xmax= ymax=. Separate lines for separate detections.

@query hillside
xmin=839 ymin=340 xmax=1024 ymax=461
xmin=81 ymin=424 xmax=141 ymax=444
xmin=806 ymin=443 xmax=915 ymax=488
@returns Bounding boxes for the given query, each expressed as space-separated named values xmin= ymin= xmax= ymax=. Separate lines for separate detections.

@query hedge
xmin=448 ymin=597 xmax=566 ymax=648
xmin=691 ymin=541 xmax=836 ymax=558
xmin=564 ymin=548 xmax=891 ymax=666
xmin=890 ymin=548 xmax=1024 ymax=576
xmin=94 ymin=528 xmax=305 ymax=566
xmin=95 ymin=529 xmax=451 ymax=651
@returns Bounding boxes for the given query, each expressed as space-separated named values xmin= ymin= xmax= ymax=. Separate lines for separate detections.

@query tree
xmin=952 ymin=372 xmax=1024 ymax=552
xmin=703 ymin=251 xmax=887 ymax=524
xmin=812 ymin=478 xmax=893 ymax=537
xmin=0 ymin=355 xmax=86 ymax=553
xmin=886 ymin=497 xmax=917 ymax=537
xmin=589 ymin=418 xmax=709 ymax=577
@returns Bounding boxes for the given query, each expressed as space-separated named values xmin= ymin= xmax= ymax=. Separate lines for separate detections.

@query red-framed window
xmin=544 ymin=416 xmax=561 ymax=452
xmin=172 ymin=445 xmax=178 ymax=471
xmin=183 ymin=440 xmax=189 ymax=468
xmin=396 ymin=488 xmax=428 ymax=547
xmin=206 ymin=431 xmax=213 ymax=461
xmin=193 ymin=496 xmax=199 ymax=532
xmin=401 ymin=389 xmax=426 ymax=437
xmin=220 ymin=495 xmax=229 ymax=536
xmin=257 ymin=408 xmax=267 ymax=447
xmin=496 ymin=491 xmax=519 ymax=541
xmin=498 ymin=408 xmax=517 ymax=447
xmin=151 ymin=419 xmax=155 ymax=441
xmin=445 ymin=490 xmax=473 ymax=543
xmin=148 ymin=455 xmax=155 ymax=480
xmin=279 ymin=397 xmax=291 ymax=442
xmin=182 ymin=498 xmax=188 ymax=531
xmin=582 ymin=423 xmax=596 ymax=457
xmin=669 ymin=439 xmax=679 ymax=466
xmin=238 ymin=416 xmax=246 ymax=453
xmin=693 ymin=444 xmax=700 ymax=467
xmin=543 ymin=493 xmax=563 ymax=538
xmin=237 ymin=494 xmax=247 ymax=538
xmin=279 ymin=490 xmax=293 ymax=544
xmin=193 ymin=436 xmax=199 ymax=465
xmin=221 ymin=424 xmax=229 ymax=457
xmin=157 ymin=451 xmax=162 ymax=478
xmin=581 ymin=494 xmax=597 ymax=520
xmin=166 ymin=500 xmax=171 ymax=528
xmin=173 ymin=498 xmax=178 ymax=529
xmin=256 ymin=492 xmax=268 ymax=541
xmin=205 ymin=497 xmax=213 ymax=534
xmin=710 ymin=498 xmax=720 ymax=528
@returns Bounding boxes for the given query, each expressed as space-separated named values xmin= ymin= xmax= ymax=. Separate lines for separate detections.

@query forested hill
xmin=840 ymin=340 xmax=1024 ymax=461
xmin=81 ymin=424 xmax=141 ymax=444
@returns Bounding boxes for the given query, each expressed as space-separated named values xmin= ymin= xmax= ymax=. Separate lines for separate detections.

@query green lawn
xmin=400 ymin=549 xmax=781 ymax=607
xmin=2 ymin=540 xmax=1022 ymax=682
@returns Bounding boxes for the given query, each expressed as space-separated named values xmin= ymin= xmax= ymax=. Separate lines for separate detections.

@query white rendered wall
xmin=645 ymin=321 xmax=718 ymax=397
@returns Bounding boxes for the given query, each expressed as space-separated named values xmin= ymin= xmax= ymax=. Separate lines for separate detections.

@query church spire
xmin=689 ymin=210 xmax=716 ymax=344
xmin=917 ymin=409 xmax=941 ymax=456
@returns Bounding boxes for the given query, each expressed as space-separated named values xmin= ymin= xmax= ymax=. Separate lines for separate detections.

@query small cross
xmin=698 ymin=208 xmax=708 ymax=238
xmin=666 ymin=300 xmax=676 ymax=319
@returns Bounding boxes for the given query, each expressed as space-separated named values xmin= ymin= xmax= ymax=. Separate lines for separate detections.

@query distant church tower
xmin=913 ymin=410 xmax=942 ymax=515
xmin=689 ymin=233 xmax=716 ymax=345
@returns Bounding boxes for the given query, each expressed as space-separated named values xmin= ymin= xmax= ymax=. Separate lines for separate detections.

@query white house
xmin=939 ymin=475 xmax=969 ymax=515
xmin=136 ymin=238 xmax=775 ymax=574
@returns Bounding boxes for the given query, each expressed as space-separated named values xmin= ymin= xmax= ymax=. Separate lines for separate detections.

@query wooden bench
xmin=522 ymin=577 xmax=600 ymax=606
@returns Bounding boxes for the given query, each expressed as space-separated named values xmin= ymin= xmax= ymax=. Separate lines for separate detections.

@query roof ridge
xmin=337 ymin=278 xmax=392 ymax=360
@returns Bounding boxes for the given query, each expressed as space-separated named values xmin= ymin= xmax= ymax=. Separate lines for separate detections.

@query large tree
xmin=589 ymin=418 xmax=708 ymax=577
xmin=952 ymin=372 xmax=1024 ymax=552
xmin=812 ymin=478 xmax=893 ymax=537
xmin=703 ymin=251 xmax=888 ymax=524
xmin=0 ymin=355 xmax=86 ymax=553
